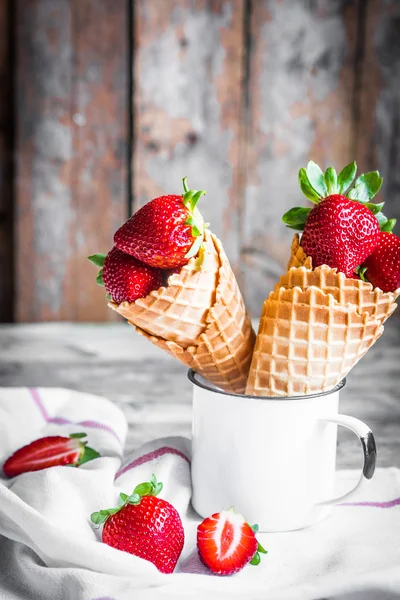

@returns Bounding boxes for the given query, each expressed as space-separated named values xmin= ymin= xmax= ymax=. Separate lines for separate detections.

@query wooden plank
xmin=0 ymin=0 xmax=13 ymax=322
xmin=241 ymin=0 xmax=360 ymax=317
xmin=133 ymin=0 xmax=245 ymax=269
xmin=356 ymin=0 xmax=400 ymax=225
xmin=70 ymin=0 xmax=128 ymax=321
xmin=15 ymin=0 xmax=128 ymax=322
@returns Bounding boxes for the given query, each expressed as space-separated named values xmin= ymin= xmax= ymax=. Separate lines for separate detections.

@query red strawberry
xmin=114 ymin=178 xmax=207 ymax=269
xmin=89 ymin=247 xmax=164 ymax=304
xmin=361 ymin=232 xmax=400 ymax=292
xmin=3 ymin=433 xmax=99 ymax=477
xmin=282 ymin=161 xmax=391 ymax=277
xmin=300 ymin=195 xmax=380 ymax=276
xmin=91 ymin=474 xmax=184 ymax=574
xmin=197 ymin=507 xmax=267 ymax=575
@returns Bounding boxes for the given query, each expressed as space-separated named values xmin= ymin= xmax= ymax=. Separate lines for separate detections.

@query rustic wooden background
xmin=0 ymin=0 xmax=399 ymax=322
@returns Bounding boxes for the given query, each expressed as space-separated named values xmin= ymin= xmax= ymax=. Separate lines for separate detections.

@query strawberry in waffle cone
xmin=89 ymin=178 xmax=255 ymax=394
xmin=110 ymin=230 xmax=255 ymax=393
xmin=246 ymin=161 xmax=400 ymax=397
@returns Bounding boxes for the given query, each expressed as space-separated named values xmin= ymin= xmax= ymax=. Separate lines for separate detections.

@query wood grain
xmin=241 ymin=0 xmax=361 ymax=317
xmin=133 ymin=0 xmax=245 ymax=268
xmin=15 ymin=0 xmax=128 ymax=322
xmin=356 ymin=0 xmax=400 ymax=224
xmin=0 ymin=0 xmax=13 ymax=322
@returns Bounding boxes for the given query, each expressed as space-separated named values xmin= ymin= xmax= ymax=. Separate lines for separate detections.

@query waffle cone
xmin=246 ymin=235 xmax=399 ymax=397
xmin=109 ymin=230 xmax=256 ymax=394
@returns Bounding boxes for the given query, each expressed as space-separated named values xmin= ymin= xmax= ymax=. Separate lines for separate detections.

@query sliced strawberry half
xmin=197 ymin=507 xmax=267 ymax=575
xmin=3 ymin=433 xmax=100 ymax=478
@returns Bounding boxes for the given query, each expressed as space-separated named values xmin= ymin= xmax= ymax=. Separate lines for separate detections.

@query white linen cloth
xmin=0 ymin=387 xmax=400 ymax=600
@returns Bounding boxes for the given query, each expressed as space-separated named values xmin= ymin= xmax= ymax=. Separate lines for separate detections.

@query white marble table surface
xmin=0 ymin=322 xmax=399 ymax=469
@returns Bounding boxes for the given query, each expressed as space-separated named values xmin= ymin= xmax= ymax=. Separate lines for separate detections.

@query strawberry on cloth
xmin=3 ymin=432 xmax=100 ymax=477
xmin=197 ymin=507 xmax=267 ymax=575
xmin=282 ymin=161 xmax=395 ymax=277
xmin=2 ymin=389 xmax=400 ymax=597
xmin=91 ymin=474 xmax=184 ymax=574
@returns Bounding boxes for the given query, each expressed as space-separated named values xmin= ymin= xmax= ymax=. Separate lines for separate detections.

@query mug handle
xmin=316 ymin=414 xmax=377 ymax=506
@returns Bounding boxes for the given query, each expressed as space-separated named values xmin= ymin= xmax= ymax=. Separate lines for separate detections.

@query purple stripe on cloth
xmin=29 ymin=388 xmax=122 ymax=445
xmin=115 ymin=446 xmax=190 ymax=480
xmin=339 ymin=497 xmax=400 ymax=508
xmin=30 ymin=387 xmax=49 ymax=420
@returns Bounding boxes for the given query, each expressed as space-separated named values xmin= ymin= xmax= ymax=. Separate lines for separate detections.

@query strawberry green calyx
xmin=87 ymin=254 xmax=111 ymax=300
xmin=249 ymin=523 xmax=268 ymax=566
xmin=69 ymin=433 xmax=101 ymax=467
xmin=283 ymin=161 xmax=394 ymax=233
xmin=91 ymin=474 xmax=163 ymax=526
xmin=88 ymin=254 xmax=105 ymax=286
xmin=182 ymin=177 xmax=208 ymax=260
xmin=356 ymin=266 xmax=369 ymax=283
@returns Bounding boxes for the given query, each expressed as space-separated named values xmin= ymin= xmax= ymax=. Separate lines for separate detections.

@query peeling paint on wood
xmin=241 ymin=0 xmax=361 ymax=317
xmin=356 ymin=0 xmax=400 ymax=224
xmin=15 ymin=0 xmax=128 ymax=321
xmin=133 ymin=0 xmax=245 ymax=268
xmin=0 ymin=0 xmax=13 ymax=322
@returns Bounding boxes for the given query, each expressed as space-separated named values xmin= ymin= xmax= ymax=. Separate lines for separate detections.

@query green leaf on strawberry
xmin=365 ymin=202 xmax=385 ymax=215
xmin=357 ymin=266 xmax=368 ymax=282
xmin=347 ymin=171 xmax=383 ymax=202
xmin=306 ymin=161 xmax=328 ymax=198
xmin=337 ymin=161 xmax=357 ymax=194
xmin=91 ymin=473 xmax=163 ymax=525
xmin=96 ymin=269 xmax=104 ymax=286
xmin=282 ymin=207 xmax=312 ymax=230
xmin=298 ymin=168 xmax=321 ymax=203
xmin=79 ymin=445 xmax=101 ymax=466
xmin=88 ymin=254 xmax=107 ymax=288
xmin=248 ymin=523 xmax=268 ymax=566
xmin=324 ymin=166 xmax=338 ymax=195
xmin=118 ymin=493 xmax=129 ymax=506
xmin=381 ymin=218 xmax=396 ymax=233
xmin=88 ymin=254 xmax=107 ymax=268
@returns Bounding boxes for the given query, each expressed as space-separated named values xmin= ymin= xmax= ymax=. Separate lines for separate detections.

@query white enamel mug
xmin=189 ymin=370 xmax=376 ymax=532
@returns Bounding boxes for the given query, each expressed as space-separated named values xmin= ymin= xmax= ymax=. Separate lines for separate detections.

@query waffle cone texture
xmin=246 ymin=234 xmax=399 ymax=397
xmin=109 ymin=230 xmax=256 ymax=394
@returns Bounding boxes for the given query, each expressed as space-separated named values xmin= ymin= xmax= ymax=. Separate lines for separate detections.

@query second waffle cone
xmin=246 ymin=234 xmax=399 ymax=397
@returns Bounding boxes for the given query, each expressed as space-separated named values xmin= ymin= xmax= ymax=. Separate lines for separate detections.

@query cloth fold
xmin=0 ymin=387 xmax=400 ymax=600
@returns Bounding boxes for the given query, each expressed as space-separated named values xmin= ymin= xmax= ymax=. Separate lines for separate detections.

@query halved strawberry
xmin=282 ymin=161 xmax=395 ymax=277
xmin=3 ymin=433 xmax=100 ymax=477
xmin=197 ymin=507 xmax=267 ymax=575
xmin=113 ymin=177 xmax=208 ymax=269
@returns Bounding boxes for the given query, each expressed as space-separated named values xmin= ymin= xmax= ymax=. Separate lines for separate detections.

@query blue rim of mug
xmin=187 ymin=369 xmax=346 ymax=400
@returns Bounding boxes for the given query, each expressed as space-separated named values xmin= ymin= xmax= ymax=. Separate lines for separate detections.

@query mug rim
xmin=187 ymin=369 xmax=346 ymax=400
